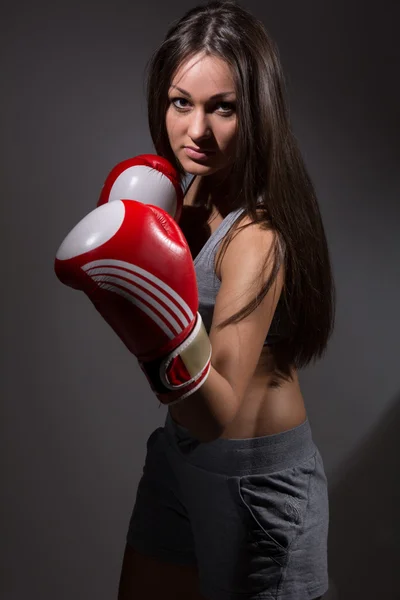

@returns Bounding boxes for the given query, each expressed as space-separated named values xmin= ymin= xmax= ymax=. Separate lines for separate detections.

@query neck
xmin=193 ymin=174 xmax=233 ymax=217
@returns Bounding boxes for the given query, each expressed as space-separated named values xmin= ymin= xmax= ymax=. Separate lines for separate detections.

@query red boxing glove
xmin=98 ymin=154 xmax=183 ymax=222
xmin=54 ymin=200 xmax=211 ymax=405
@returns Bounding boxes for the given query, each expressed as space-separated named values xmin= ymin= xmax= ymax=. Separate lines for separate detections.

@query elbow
xmin=167 ymin=368 xmax=239 ymax=443
xmin=169 ymin=407 xmax=223 ymax=443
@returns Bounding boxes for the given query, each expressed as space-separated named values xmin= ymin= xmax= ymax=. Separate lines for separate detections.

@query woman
xmin=118 ymin=1 xmax=335 ymax=599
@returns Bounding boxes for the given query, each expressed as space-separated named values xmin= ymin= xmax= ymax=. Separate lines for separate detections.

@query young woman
xmin=118 ymin=2 xmax=335 ymax=599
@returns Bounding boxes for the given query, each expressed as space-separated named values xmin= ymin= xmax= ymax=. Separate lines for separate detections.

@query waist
xmin=221 ymin=371 xmax=306 ymax=438
xmin=165 ymin=410 xmax=315 ymax=476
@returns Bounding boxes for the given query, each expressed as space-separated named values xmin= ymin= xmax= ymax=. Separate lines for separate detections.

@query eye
xmin=170 ymin=97 xmax=191 ymax=110
xmin=216 ymin=102 xmax=235 ymax=116
xmin=169 ymin=97 xmax=236 ymax=117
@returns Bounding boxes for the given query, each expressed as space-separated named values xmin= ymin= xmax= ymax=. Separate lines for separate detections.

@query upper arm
xmin=209 ymin=219 xmax=284 ymax=404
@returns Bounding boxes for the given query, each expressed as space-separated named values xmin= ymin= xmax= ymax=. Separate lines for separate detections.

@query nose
xmin=187 ymin=109 xmax=212 ymax=143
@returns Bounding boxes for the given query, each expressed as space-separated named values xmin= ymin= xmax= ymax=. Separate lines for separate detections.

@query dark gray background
xmin=2 ymin=1 xmax=399 ymax=598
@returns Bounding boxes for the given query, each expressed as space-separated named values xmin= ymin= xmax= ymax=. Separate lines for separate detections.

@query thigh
xmin=117 ymin=543 xmax=205 ymax=600
xmin=121 ymin=427 xmax=201 ymax=598
xmin=180 ymin=452 xmax=328 ymax=600
xmin=126 ymin=426 xmax=197 ymax=563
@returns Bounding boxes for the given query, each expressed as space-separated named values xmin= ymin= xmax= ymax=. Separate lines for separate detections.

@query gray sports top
xmin=183 ymin=175 xmax=290 ymax=346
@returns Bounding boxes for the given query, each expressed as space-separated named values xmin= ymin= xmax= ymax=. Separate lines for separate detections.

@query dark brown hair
xmin=146 ymin=0 xmax=335 ymax=375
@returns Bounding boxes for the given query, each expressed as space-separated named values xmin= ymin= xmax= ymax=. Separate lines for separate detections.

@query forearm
xmin=168 ymin=365 xmax=239 ymax=442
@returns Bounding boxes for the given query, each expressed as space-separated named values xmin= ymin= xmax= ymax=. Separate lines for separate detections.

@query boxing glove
xmin=54 ymin=200 xmax=211 ymax=405
xmin=97 ymin=154 xmax=183 ymax=222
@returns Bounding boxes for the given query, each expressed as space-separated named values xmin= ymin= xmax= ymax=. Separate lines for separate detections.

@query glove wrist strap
xmin=139 ymin=313 xmax=212 ymax=405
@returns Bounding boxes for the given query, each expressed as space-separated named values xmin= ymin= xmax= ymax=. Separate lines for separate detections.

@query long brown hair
xmin=146 ymin=0 xmax=336 ymax=373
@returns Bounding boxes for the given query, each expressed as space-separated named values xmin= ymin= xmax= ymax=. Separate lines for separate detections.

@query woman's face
xmin=166 ymin=53 xmax=238 ymax=177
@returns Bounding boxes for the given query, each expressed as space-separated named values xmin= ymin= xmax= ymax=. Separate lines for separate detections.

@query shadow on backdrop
xmin=326 ymin=395 xmax=400 ymax=600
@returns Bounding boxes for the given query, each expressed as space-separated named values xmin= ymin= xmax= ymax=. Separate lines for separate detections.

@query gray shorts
xmin=126 ymin=411 xmax=329 ymax=600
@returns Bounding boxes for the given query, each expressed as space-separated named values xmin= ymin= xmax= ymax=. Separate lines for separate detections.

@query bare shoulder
xmin=215 ymin=208 xmax=276 ymax=279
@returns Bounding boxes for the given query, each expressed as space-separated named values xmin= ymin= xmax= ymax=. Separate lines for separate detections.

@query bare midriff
xmin=169 ymin=346 xmax=307 ymax=439
xmin=217 ymin=350 xmax=306 ymax=439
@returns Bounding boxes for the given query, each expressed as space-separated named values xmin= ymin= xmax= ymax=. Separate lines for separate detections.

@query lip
xmin=184 ymin=146 xmax=216 ymax=160
xmin=185 ymin=145 xmax=215 ymax=153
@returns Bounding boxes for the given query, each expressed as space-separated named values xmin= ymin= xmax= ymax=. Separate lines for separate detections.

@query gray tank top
xmin=183 ymin=175 xmax=290 ymax=346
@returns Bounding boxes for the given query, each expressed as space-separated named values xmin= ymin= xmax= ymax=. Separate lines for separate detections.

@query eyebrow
xmin=170 ymin=85 xmax=235 ymax=99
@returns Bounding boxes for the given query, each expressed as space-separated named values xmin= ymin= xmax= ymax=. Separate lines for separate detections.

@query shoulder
xmin=216 ymin=209 xmax=277 ymax=279
xmin=220 ymin=213 xmax=281 ymax=300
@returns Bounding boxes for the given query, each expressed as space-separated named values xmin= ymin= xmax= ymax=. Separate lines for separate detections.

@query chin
xmin=180 ymin=158 xmax=220 ymax=176
xmin=185 ymin=166 xmax=217 ymax=176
